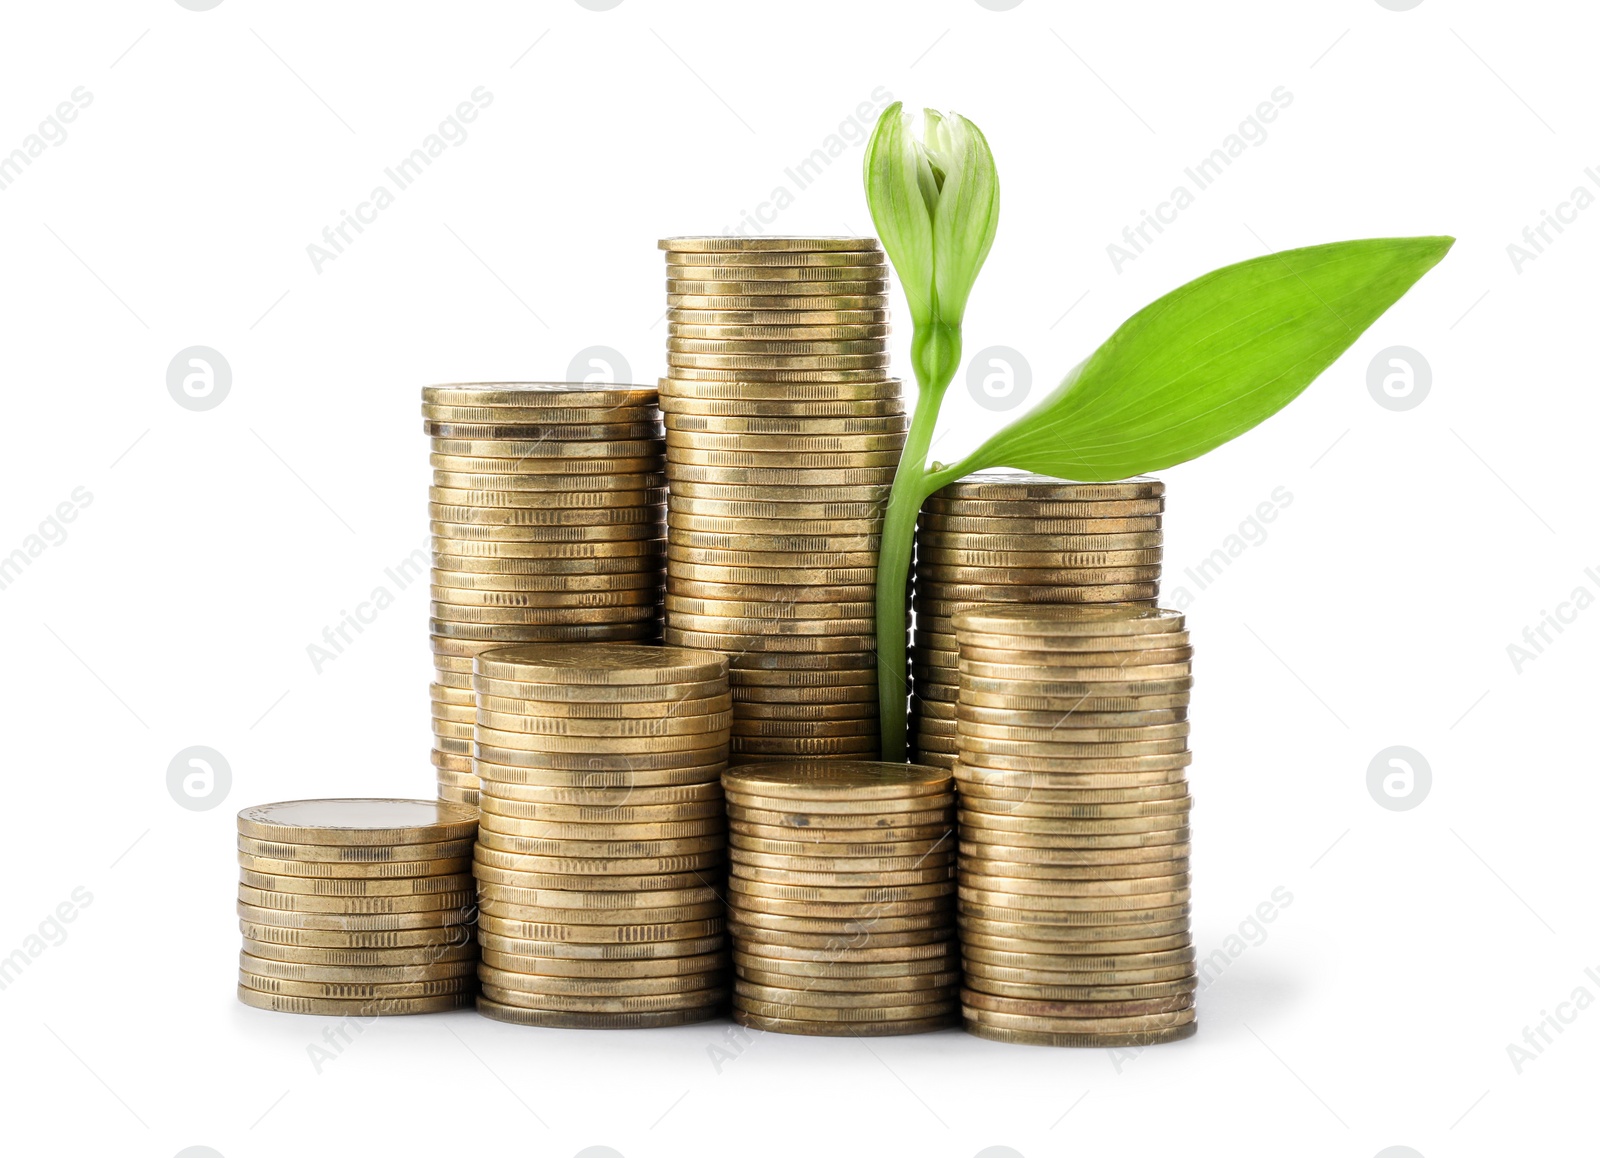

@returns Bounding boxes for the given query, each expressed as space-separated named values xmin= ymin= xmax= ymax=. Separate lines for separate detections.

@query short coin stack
xmin=912 ymin=471 xmax=1166 ymax=768
xmin=425 ymin=381 xmax=667 ymax=805
xmin=724 ymin=760 xmax=959 ymax=1035
xmin=658 ymin=236 xmax=904 ymax=763
xmin=469 ymin=642 xmax=733 ymax=1028
xmin=951 ymin=605 xmax=1196 ymax=1047
xmin=236 ymin=799 xmax=480 ymax=1015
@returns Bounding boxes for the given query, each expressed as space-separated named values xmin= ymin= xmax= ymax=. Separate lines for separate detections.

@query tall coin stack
xmin=236 ymin=799 xmax=480 ymax=1015
xmin=425 ymin=382 xmax=667 ymax=805
xmin=657 ymin=236 xmax=904 ymax=763
xmin=912 ymin=471 xmax=1166 ymax=768
xmin=724 ymin=760 xmax=959 ymax=1036
xmin=950 ymin=605 xmax=1197 ymax=1047
xmin=469 ymin=643 xmax=733 ymax=1028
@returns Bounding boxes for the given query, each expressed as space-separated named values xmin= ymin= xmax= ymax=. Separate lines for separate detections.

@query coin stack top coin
xmin=950 ymin=605 xmax=1196 ymax=1047
xmin=424 ymin=382 xmax=667 ymax=805
xmin=469 ymin=642 xmax=733 ymax=1029
xmin=722 ymin=759 xmax=959 ymax=1036
xmin=913 ymin=471 xmax=1165 ymax=769
xmin=235 ymin=798 xmax=480 ymax=1016
xmin=658 ymin=236 xmax=904 ymax=763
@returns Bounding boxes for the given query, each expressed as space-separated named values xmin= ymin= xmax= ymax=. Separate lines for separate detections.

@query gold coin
xmin=962 ymin=991 xmax=1195 ymax=1025
xmin=474 ymin=879 xmax=718 ymax=909
xmin=669 ymin=353 xmax=890 ymax=373
xmin=664 ymin=399 xmax=904 ymax=422
xmin=428 ymin=501 xmax=662 ymax=527
xmin=477 ymin=946 xmax=728 ymax=977
xmin=476 ymin=912 xmax=723 ymax=942
xmin=957 ymin=898 xmax=1190 ymax=930
xmin=732 ymin=1009 xmax=956 ymax=1036
xmin=427 ymin=489 xmax=665 ymax=515
xmin=475 ymin=744 xmax=725 ymax=772
xmin=664 ymin=246 xmax=883 ymax=264
xmin=668 ymin=446 xmax=900 ymax=470
xmin=915 ymin=547 xmax=1164 ymax=570
xmin=477 ymin=797 xmax=723 ymax=826
xmin=421 ymin=402 xmax=659 ymax=424
xmin=735 ymin=963 xmax=958 ymax=996
xmin=668 ymin=324 xmax=891 ymax=343
xmin=730 ymin=878 xmax=950 ymax=905
xmin=725 ymin=786 xmax=947 ymax=814
xmin=242 ymin=938 xmax=477 ymax=967
xmin=471 ymin=676 xmax=723 ymax=706
xmin=473 ymin=927 xmax=726 ymax=966
xmin=734 ymin=979 xmax=957 ymax=1011
xmin=666 ymin=305 xmax=888 ymax=322
xmin=473 ymin=731 xmax=726 ymax=761
xmin=668 ymin=294 xmax=889 ymax=312
xmin=667 ymin=493 xmax=887 ymax=518
xmin=473 ymin=642 xmax=725 ymax=684
xmin=422 ymin=382 xmax=657 ymax=408
xmin=423 ymin=420 xmax=662 ymax=442
xmin=669 ymin=563 xmax=877 ymax=589
xmin=473 ymin=846 xmax=722 ymax=876
xmin=476 ymin=810 xmax=725 ymax=840
xmin=429 ymin=453 xmax=661 ymax=477
xmin=666 ymin=273 xmax=887 ymax=292
xmin=954 ymin=605 xmax=1185 ymax=636
xmin=237 ymin=901 xmax=473 ymax=932
xmin=472 ymin=863 xmax=716 ymax=894
xmin=921 ymin=514 xmax=1162 ymax=535
xmin=432 ymin=470 xmax=665 ymax=493
xmin=932 ymin=470 xmax=1163 ymax=501
xmin=954 ymin=702 xmax=1189 ymax=729
xmin=473 ymin=707 xmax=731 ymax=739
xmin=667 ymin=581 xmax=876 ymax=608
xmin=236 ymin=884 xmax=475 ymax=914
xmin=729 ymin=849 xmax=951 ymax=877
xmin=723 ymin=760 xmax=947 ymax=801
xmin=477 ymin=780 xmax=723 ymax=808
xmin=726 ymin=801 xmax=949 ymax=829
xmin=479 ymin=980 xmax=727 ymax=1014
xmin=729 ymin=895 xmax=949 ymax=924
xmin=734 ymin=994 xmax=957 ymax=1023
xmin=963 ymin=1017 xmax=1196 ymax=1047
xmin=659 ymin=377 xmax=901 ymax=399
xmin=958 ymin=884 xmax=1192 ymax=913
xmin=658 ymin=235 xmax=881 ymax=253
xmin=236 ymin=835 xmax=474 ymax=864
xmin=732 ymin=924 xmax=951 ymax=952
xmin=238 ymin=922 xmax=475 ymax=949
xmin=957 ymin=795 xmax=1191 ymax=822
xmin=925 ymin=495 xmax=1164 ymax=517
xmin=237 ymin=986 xmax=470 ymax=1016
xmin=959 ymin=948 xmax=1197 ymax=982
xmin=736 ymin=934 xmax=954 ymax=963
xmin=731 ymin=833 xmax=953 ymax=860
xmin=733 ymin=948 xmax=954 ymax=978
xmin=237 ymin=868 xmax=475 ymax=896
xmin=666 ymin=465 xmax=896 ymax=489
xmin=956 ymin=749 xmax=1194 ymax=774
xmin=961 ymin=934 xmax=1191 ymax=964
xmin=960 ymin=808 xmax=1190 ymax=836
xmin=918 ymin=566 xmax=1163 ymax=589
xmin=236 ymin=799 xmax=477 ymax=845
xmin=955 ymin=737 xmax=1190 ymax=761
xmin=729 ymin=815 xmax=950 ymax=843
xmin=478 ymin=964 xmax=724 ymax=997
xmin=239 ymin=969 xmax=473 ymax=1000
xmin=431 ymin=590 xmax=659 ymax=615
xmin=665 ymin=264 xmax=886 ymax=282
xmin=476 ymin=995 xmax=721 ymax=1027
xmin=666 ymin=544 xmax=881 ymax=569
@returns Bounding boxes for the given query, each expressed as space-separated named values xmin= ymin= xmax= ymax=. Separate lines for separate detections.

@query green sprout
xmin=864 ymin=101 xmax=1453 ymax=761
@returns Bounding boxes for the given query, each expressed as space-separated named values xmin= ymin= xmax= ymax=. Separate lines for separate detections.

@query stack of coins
xmin=658 ymin=236 xmax=904 ymax=762
xmin=912 ymin=471 xmax=1166 ymax=768
xmin=425 ymin=382 xmax=667 ymax=805
xmin=236 ymin=799 xmax=480 ymax=1015
xmin=724 ymin=760 xmax=959 ymax=1035
xmin=469 ymin=642 xmax=733 ymax=1028
xmin=950 ymin=605 xmax=1196 ymax=1047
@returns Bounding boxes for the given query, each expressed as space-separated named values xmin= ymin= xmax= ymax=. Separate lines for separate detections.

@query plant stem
xmin=876 ymin=324 xmax=960 ymax=761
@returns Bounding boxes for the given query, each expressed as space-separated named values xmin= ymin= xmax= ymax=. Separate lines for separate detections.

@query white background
xmin=0 ymin=1 xmax=1592 ymax=1155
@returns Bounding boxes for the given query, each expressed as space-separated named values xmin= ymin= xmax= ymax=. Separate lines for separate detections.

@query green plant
xmin=864 ymin=102 xmax=1453 ymax=761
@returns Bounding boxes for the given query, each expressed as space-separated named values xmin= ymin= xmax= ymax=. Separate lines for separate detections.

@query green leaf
xmin=960 ymin=236 xmax=1454 ymax=481
xmin=927 ymin=111 xmax=999 ymax=325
